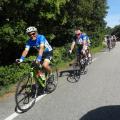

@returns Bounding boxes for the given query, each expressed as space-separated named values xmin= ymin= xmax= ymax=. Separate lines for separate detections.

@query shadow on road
xmin=59 ymin=69 xmax=79 ymax=83
xmin=59 ymin=68 xmax=86 ymax=83
xmin=59 ymin=62 xmax=88 ymax=83
xmin=79 ymin=105 xmax=120 ymax=120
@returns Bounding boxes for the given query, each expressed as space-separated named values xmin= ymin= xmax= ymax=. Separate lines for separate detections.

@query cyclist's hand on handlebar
xmin=69 ymin=50 xmax=72 ymax=54
xmin=35 ymin=59 xmax=42 ymax=68
xmin=35 ymin=60 xmax=40 ymax=64
xmin=16 ymin=59 xmax=23 ymax=64
xmin=35 ymin=59 xmax=42 ymax=66
xmin=36 ymin=55 xmax=42 ymax=64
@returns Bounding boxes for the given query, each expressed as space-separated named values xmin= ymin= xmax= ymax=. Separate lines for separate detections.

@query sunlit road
xmin=1 ymin=42 xmax=120 ymax=120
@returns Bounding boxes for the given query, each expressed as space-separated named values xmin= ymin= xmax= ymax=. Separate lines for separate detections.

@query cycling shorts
xmin=77 ymin=45 xmax=83 ymax=55
xmin=42 ymin=51 xmax=53 ymax=63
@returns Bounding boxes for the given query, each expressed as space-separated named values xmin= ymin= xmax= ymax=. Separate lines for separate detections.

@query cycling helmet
xmin=26 ymin=26 xmax=37 ymax=33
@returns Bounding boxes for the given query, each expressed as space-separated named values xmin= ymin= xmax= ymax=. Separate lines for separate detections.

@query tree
xmin=111 ymin=25 xmax=120 ymax=40
xmin=0 ymin=0 xmax=108 ymax=65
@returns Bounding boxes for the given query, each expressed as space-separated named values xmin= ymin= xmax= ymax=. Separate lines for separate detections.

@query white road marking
xmin=4 ymin=94 xmax=46 ymax=120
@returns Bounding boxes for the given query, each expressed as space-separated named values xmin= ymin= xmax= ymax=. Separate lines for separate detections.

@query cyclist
xmin=16 ymin=26 xmax=53 ymax=77
xmin=69 ymin=29 xmax=89 ymax=61
xmin=112 ymin=35 xmax=117 ymax=47
xmin=106 ymin=35 xmax=112 ymax=49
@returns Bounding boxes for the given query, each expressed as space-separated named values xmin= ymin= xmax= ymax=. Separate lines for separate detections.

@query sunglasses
xmin=76 ymin=33 xmax=81 ymax=36
xmin=28 ymin=32 xmax=36 ymax=37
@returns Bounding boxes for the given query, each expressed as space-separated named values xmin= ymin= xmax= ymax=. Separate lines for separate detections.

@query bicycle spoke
xmin=15 ymin=74 xmax=37 ymax=112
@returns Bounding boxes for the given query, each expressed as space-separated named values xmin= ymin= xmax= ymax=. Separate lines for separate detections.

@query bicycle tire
xmin=46 ymin=68 xmax=58 ymax=93
xmin=15 ymin=73 xmax=38 ymax=112
xmin=72 ymin=62 xmax=81 ymax=81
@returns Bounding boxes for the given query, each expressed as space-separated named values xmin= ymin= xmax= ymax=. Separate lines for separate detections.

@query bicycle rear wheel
xmin=15 ymin=73 xmax=38 ymax=112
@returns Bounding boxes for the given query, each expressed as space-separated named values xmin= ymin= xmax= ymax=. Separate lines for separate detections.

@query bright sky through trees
xmin=105 ymin=0 xmax=120 ymax=28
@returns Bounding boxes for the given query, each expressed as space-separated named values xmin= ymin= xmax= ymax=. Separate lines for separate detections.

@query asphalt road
xmin=1 ymin=42 xmax=120 ymax=120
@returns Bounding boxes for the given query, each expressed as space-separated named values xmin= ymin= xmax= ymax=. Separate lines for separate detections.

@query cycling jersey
xmin=72 ymin=34 xmax=87 ymax=47
xmin=83 ymin=35 xmax=90 ymax=46
xmin=25 ymin=34 xmax=52 ymax=52
xmin=72 ymin=33 xmax=90 ymax=54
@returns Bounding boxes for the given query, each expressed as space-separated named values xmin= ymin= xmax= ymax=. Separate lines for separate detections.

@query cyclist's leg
xmin=77 ymin=48 xmax=80 ymax=63
xmin=77 ymin=46 xmax=83 ymax=63
xmin=42 ymin=51 xmax=53 ymax=74
xmin=43 ymin=59 xmax=52 ymax=73
xmin=82 ymin=46 xmax=87 ymax=59
xmin=88 ymin=47 xmax=92 ymax=63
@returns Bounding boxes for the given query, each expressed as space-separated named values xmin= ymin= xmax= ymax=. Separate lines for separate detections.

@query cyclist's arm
xmin=19 ymin=45 xmax=30 ymax=62
xmin=36 ymin=36 xmax=45 ymax=62
xmin=70 ymin=41 xmax=75 ymax=51
xmin=21 ymin=49 xmax=29 ymax=57
xmin=38 ymin=44 xmax=44 ymax=56
xmin=87 ymin=39 xmax=91 ymax=46
xmin=36 ymin=44 xmax=45 ymax=62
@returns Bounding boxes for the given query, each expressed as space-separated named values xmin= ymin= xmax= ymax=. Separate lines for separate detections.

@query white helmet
xmin=26 ymin=26 xmax=37 ymax=33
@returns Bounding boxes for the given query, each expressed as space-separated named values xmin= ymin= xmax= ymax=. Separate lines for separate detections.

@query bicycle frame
xmin=15 ymin=60 xmax=58 ymax=112
xmin=30 ymin=62 xmax=47 ymax=88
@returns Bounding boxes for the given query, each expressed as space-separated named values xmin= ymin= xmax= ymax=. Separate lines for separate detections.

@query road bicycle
xmin=76 ymin=52 xmax=88 ymax=73
xmin=15 ymin=60 xmax=58 ymax=112
xmin=68 ymin=51 xmax=88 ymax=82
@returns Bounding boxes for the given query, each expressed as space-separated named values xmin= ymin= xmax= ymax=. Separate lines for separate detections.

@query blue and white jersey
xmin=73 ymin=34 xmax=86 ymax=45
xmin=25 ymin=34 xmax=52 ymax=52
xmin=82 ymin=34 xmax=89 ymax=41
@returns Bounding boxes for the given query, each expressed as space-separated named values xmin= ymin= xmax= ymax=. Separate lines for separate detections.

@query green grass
xmin=57 ymin=61 xmax=70 ymax=70
xmin=0 ymin=84 xmax=15 ymax=97
xmin=91 ymin=44 xmax=106 ymax=54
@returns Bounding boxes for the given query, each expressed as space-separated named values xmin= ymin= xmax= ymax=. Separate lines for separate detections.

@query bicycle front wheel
xmin=15 ymin=73 xmax=38 ymax=112
xmin=46 ymin=69 xmax=58 ymax=93
xmin=73 ymin=62 xmax=81 ymax=81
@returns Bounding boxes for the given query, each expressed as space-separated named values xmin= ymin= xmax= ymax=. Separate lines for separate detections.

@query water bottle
xmin=37 ymin=71 xmax=46 ymax=81
xmin=40 ymin=73 xmax=46 ymax=81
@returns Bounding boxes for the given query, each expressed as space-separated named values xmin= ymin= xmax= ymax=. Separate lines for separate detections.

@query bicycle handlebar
xmin=15 ymin=59 xmax=42 ymax=70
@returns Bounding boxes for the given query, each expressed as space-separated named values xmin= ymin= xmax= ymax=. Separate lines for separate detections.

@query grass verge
xmin=91 ymin=44 xmax=106 ymax=54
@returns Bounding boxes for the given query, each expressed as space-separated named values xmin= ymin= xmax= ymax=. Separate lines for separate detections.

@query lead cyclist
xmin=16 ymin=26 xmax=53 ymax=79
